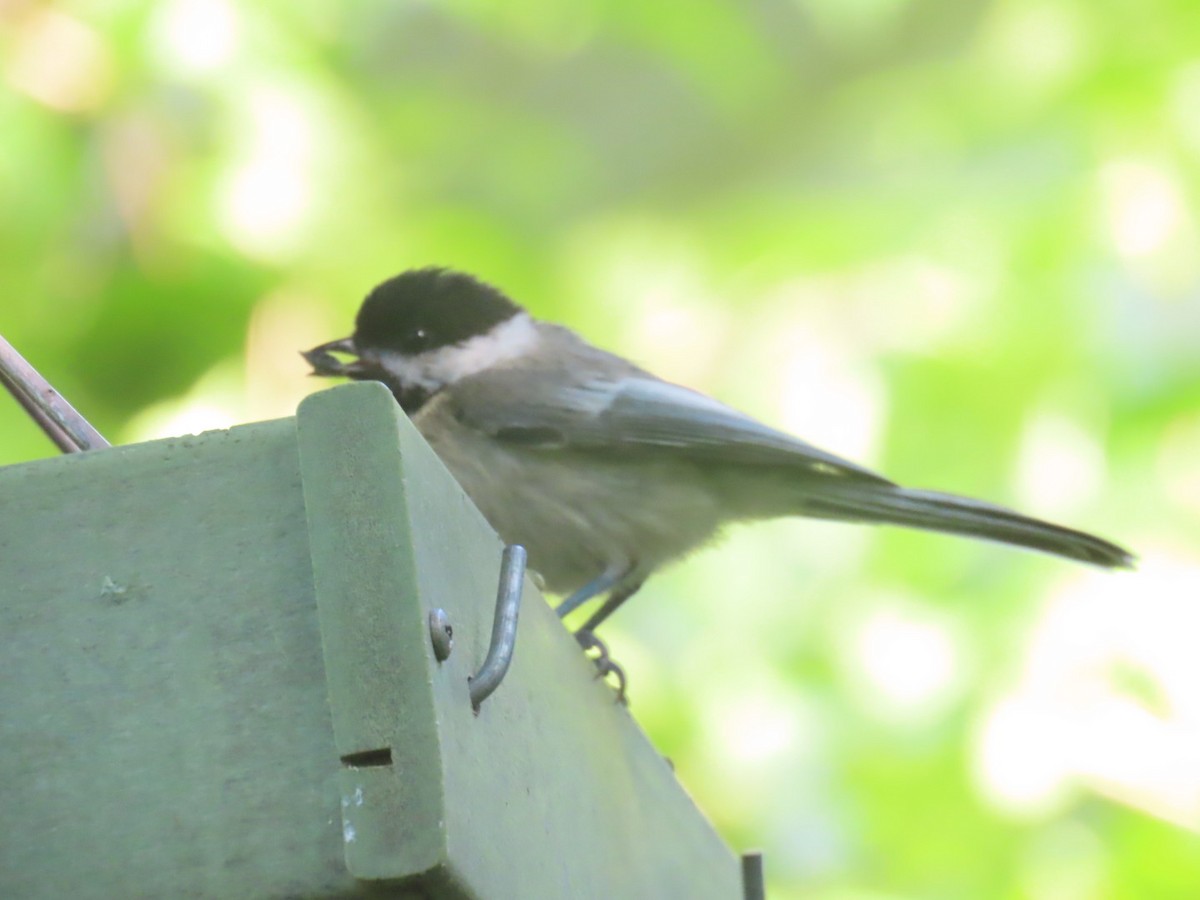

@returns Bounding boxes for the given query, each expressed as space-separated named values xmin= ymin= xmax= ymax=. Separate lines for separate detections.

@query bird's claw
xmin=575 ymin=629 xmax=628 ymax=704
xmin=593 ymin=657 xmax=628 ymax=704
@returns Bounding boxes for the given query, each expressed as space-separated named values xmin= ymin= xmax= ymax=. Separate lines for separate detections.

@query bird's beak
xmin=301 ymin=337 xmax=374 ymax=378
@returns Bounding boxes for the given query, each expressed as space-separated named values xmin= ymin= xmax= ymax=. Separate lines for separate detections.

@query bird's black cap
xmin=353 ymin=267 xmax=522 ymax=355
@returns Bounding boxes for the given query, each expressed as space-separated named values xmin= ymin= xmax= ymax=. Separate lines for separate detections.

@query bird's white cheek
xmin=415 ymin=314 xmax=542 ymax=385
xmin=375 ymin=315 xmax=538 ymax=392
xmin=441 ymin=314 xmax=539 ymax=379
xmin=376 ymin=352 xmax=442 ymax=391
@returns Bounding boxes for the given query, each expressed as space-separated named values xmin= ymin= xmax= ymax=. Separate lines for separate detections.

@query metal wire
xmin=0 ymin=333 xmax=109 ymax=453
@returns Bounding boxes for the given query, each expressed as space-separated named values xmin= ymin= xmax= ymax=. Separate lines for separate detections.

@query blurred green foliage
xmin=3 ymin=0 xmax=1199 ymax=896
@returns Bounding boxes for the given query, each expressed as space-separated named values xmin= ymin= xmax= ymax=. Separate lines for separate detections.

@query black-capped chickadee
xmin=304 ymin=268 xmax=1133 ymax=686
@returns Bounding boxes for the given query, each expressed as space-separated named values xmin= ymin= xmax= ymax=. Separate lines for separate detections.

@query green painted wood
xmin=296 ymin=382 xmax=742 ymax=899
xmin=0 ymin=420 xmax=356 ymax=898
xmin=0 ymin=380 xmax=742 ymax=898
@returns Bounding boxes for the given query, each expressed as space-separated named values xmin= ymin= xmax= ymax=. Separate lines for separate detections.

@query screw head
xmin=428 ymin=608 xmax=453 ymax=661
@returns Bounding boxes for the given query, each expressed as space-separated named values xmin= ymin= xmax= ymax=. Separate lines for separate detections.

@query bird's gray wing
xmin=446 ymin=366 xmax=894 ymax=485
xmin=439 ymin=357 xmax=1134 ymax=570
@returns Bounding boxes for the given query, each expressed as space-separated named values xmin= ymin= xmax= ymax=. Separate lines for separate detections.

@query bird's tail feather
xmin=798 ymin=484 xmax=1134 ymax=569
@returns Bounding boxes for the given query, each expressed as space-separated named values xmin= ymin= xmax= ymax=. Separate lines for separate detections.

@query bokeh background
xmin=3 ymin=0 xmax=1200 ymax=896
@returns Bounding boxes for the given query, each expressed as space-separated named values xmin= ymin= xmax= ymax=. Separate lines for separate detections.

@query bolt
xmin=428 ymin=608 xmax=453 ymax=661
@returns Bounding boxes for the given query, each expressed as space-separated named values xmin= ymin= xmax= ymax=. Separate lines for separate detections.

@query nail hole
xmin=340 ymin=748 xmax=393 ymax=768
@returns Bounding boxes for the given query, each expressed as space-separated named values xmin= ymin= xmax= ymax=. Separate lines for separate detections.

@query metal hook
xmin=0 ymin=333 xmax=110 ymax=453
xmin=468 ymin=544 xmax=527 ymax=710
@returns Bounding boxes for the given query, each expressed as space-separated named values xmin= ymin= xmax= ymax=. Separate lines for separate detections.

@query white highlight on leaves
xmin=1015 ymin=409 xmax=1105 ymax=518
xmin=775 ymin=325 xmax=884 ymax=468
xmin=128 ymin=402 xmax=237 ymax=442
xmin=975 ymin=556 xmax=1200 ymax=829
xmin=5 ymin=10 xmax=112 ymax=112
xmin=148 ymin=0 xmax=239 ymax=75
xmin=1101 ymin=160 xmax=1185 ymax=258
xmin=122 ymin=364 xmax=242 ymax=443
xmin=850 ymin=603 xmax=963 ymax=719
xmin=219 ymin=86 xmax=316 ymax=258
xmin=711 ymin=690 xmax=803 ymax=766
xmin=976 ymin=696 xmax=1073 ymax=815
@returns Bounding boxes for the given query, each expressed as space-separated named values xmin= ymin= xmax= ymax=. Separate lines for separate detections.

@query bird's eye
xmin=396 ymin=325 xmax=436 ymax=354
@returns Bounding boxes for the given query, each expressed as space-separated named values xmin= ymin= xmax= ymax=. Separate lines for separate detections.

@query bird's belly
xmin=422 ymin=427 xmax=724 ymax=595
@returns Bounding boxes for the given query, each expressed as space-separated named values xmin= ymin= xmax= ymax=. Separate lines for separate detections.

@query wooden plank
xmin=0 ymin=380 xmax=741 ymax=898
xmin=297 ymin=382 xmax=742 ymax=899
xmin=0 ymin=420 xmax=353 ymax=897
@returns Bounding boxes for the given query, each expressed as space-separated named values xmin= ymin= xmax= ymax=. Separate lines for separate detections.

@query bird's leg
xmin=555 ymin=562 xmax=629 ymax=619
xmin=578 ymin=579 xmax=644 ymax=633
xmin=572 ymin=580 xmax=644 ymax=704
xmin=554 ymin=562 xmax=641 ymax=703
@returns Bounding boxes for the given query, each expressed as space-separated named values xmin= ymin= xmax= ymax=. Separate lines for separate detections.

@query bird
xmin=303 ymin=267 xmax=1134 ymax=694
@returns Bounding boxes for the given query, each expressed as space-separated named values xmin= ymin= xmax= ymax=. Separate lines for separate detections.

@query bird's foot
xmin=574 ymin=629 xmax=628 ymax=704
